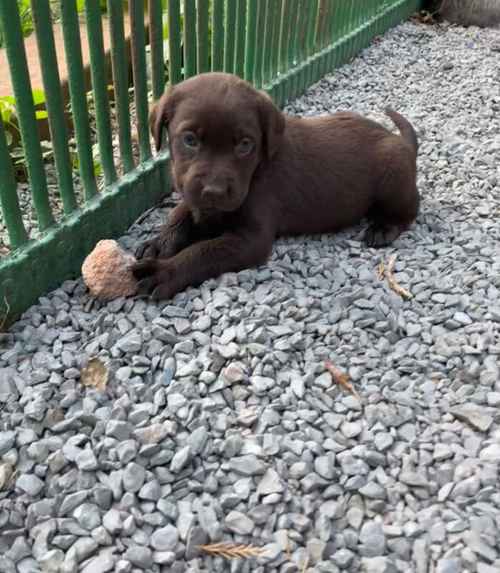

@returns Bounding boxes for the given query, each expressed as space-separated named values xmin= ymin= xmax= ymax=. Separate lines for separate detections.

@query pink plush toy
xmin=81 ymin=240 xmax=138 ymax=300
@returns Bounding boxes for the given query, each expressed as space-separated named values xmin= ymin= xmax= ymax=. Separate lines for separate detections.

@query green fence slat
xmin=316 ymin=0 xmax=324 ymax=49
xmin=184 ymin=0 xmax=197 ymax=77
xmin=290 ymin=0 xmax=300 ymax=66
xmin=253 ymin=0 xmax=266 ymax=87
xmin=355 ymin=0 xmax=363 ymax=52
xmin=279 ymin=0 xmax=292 ymax=73
xmin=289 ymin=0 xmax=301 ymax=98
xmin=329 ymin=0 xmax=338 ymax=43
xmin=85 ymin=0 xmax=117 ymax=186
xmin=31 ymin=0 xmax=77 ymax=216
xmin=211 ymin=0 xmax=224 ymax=71
xmin=130 ymin=0 xmax=152 ymax=162
xmin=0 ymin=121 xmax=29 ymax=249
xmin=235 ymin=0 xmax=247 ymax=77
xmin=262 ymin=0 xmax=276 ymax=85
xmin=244 ymin=0 xmax=257 ymax=81
xmin=149 ymin=0 xmax=166 ymax=99
xmin=338 ymin=0 xmax=350 ymax=63
xmin=60 ymin=1 xmax=98 ymax=201
xmin=350 ymin=0 xmax=360 ymax=58
xmin=224 ymin=0 xmax=237 ymax=73
xmin=364 ymin=0 xmax=372 ymax=47
xmin=326 ymin=0 xmax=338 ymax=69
xmin=323 ymin=0 xmax=332 ymax=47
xmin=298 ymin=0 xmax=312 ymax=91
xmin=197 ymin=0 xmax=209 ymax=73
xmin=271 ymin=0 xmax=283 ymax=80
xmin=306 ymin=0 xmax=318 ymax=57
xmin=167 ymin=0 xmax=182 ymax=84
xmin=107 ymin=0 xmax=135 ymax=173
xmin=0 ymin=3 xmax=54 ymax=231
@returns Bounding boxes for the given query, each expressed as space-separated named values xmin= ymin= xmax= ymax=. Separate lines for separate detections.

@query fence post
xmin=31 ymin=0 xmax=77 ymax=215
xmin=0 ymin=120 xmax=29 ymax=249
xmin=107 ymin=0 xmax=135 ymax=173
xmin=84 ymin=0 xmax=117 ymax=186
xmin=0 ymin=2 xmax=54 ymax=231
xmin=130 ymin=0 xmax=152 ymax=162
xmin=60 ymin=1 xmax=98 ymax=200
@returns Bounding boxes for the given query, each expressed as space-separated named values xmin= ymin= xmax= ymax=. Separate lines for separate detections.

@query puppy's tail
xmin=385 ymin=107 xmax=418 ymax=158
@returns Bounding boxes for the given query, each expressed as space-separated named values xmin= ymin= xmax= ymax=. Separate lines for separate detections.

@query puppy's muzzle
xmin=201 ymin=183 xmax=231 ymax=201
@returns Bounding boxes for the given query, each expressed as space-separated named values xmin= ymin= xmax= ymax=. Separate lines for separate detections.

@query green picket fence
xmin=0 ymin=0 xmax=420 ymax=325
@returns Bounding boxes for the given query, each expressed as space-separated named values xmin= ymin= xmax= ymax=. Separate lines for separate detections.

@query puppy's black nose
xmin=201 ymin=183 xmax=229 ymax=200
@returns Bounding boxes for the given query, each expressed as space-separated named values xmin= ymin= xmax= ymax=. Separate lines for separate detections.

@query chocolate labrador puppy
xmin=133 ymin=72 xmax=419 ymax=299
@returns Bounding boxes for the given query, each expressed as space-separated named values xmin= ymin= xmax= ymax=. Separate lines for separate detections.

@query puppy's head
xmin=149 ymin=72 xmax=285 ymax=214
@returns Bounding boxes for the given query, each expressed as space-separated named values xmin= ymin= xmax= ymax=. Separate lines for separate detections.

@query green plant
xmin=0 ymin=96 xmax=18 ymax=146
xmin=0 ymin=88 xmax=47 ymax=143
xmin=0 ymin=89 xmax=52 ymax=181
xmin=0 ymin=0 xmax=34 ymax=48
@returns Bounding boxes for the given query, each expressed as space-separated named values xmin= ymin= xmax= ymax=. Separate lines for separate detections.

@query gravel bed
xmin=1 ymin=19 xmax=500 ymax=573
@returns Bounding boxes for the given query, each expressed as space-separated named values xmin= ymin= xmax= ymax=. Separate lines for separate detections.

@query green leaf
xmin=1 ymin=95 xmax=16 ymax=106
xmin=35 ymin=110 xmax=49 ymax=120
xmin=1 ymin=107 xmax=12 ymax=124
xmin=32 ymin=89 xmax=46 ymax=106
xmin=5 ymin=130 xmax=13 ymax=146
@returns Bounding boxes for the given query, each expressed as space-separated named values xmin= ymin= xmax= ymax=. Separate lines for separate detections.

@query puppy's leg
xmin=364 ymin=152 xmax=419 ymax=248
xmin=132 ymin=230 xmax=273 ymax=300
xmin=136 ymin=202 xmax=195 ymax=259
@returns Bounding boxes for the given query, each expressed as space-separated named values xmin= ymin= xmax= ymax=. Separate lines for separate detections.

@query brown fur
xmin=133 ymin=72 xmax=419 ymax=300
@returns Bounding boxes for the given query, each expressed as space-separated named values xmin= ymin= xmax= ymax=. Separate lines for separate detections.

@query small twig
xmin=198 ymin=543 xmax=265 ymax=560
xmin=379 ymin=254 xmax=413 ymax=300
xmin=301 ymin=554 xmax=310 ymax=573
xmin=325 ymin=360 xmax=361 ymax=401
xmin=285 ymin=531 xmax=292 ymax=562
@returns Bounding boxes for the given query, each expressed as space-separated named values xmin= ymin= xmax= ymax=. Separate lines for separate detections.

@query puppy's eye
xmin=182 ymin=131 xmax=199 ymax=150
xmin=235 ymin=137 xmax=254 ymax=156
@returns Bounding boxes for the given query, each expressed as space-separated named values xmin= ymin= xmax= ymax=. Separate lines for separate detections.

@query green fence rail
xmin=0 ymin=0 xmax=421 ymax=326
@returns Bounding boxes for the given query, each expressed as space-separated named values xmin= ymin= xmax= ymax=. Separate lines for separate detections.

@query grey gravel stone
xmin=102 ymin=509 xmax=122 ymax=535
xmin=257 ymin=468 xmax=284 ymax=496
xmin=359 ymin=521 xmax=386 ymax=557
xmin=122 ymin=462 xmax=146 ymax=492
xmin=16 ymin=474 xmax=44 ymax=496
xmin=150 ymin=524 xmax=179 ymax=551
xmin=225 ymin=511 xmax=255 ymax=535
xmin=74 ymin=503 xmax=101 ymax=530
xmin=450 ymin=405 xmax=493 ymax=432
xmin=228 ymin=455 xmax=266 ymax=476
xmin=123 ymin=546 xmax=153 ymax=568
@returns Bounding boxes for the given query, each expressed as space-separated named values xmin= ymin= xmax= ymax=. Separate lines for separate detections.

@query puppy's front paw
xmin=132 ymin=258 xmax=174 ymax=300
xmin=135 ymin=238 xmax=161 ymax=259
xmin=364 ymin=224 xmax=402 ymax=248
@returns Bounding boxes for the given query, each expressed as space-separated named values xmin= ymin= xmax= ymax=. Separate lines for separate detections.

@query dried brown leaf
xmin=0 ymin=462 xmax=16 ymax=491
xmin=0 ymin=296 xmax=10 ymax=332
xmin=325 ymin=360 xmax=361 ymax=401
xmin=198 ymin=543 xmax=265 ymax=560
xmin=377 ymin=260 xmax=385 ymax=281
xmin=81 ymin=357 xmax=108 ymax=392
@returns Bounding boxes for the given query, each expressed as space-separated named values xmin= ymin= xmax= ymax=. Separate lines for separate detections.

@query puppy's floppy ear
xmin=149 ymin=86 xmax=177 ymax=152
xmin=257 ymin=90 xmax=285 ymax=160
